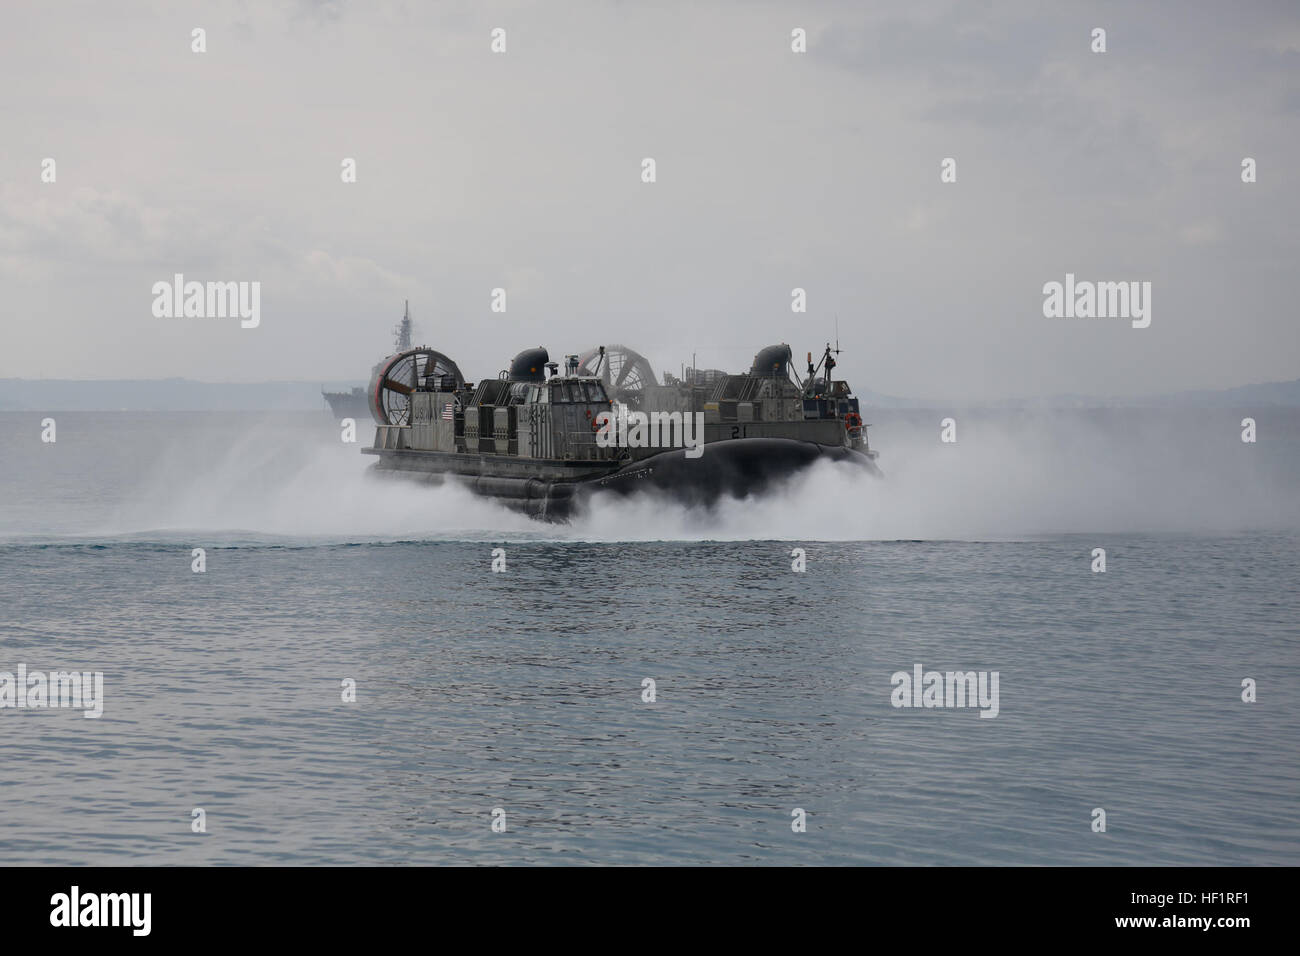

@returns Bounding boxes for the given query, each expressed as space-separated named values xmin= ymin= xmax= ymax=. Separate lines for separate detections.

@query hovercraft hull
xmin=367 ymin=437 xmax=879 ymax=520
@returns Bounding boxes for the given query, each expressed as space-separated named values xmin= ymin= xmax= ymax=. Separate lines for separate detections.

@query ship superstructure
xmin=323 ymin=301 xmax=414 ymax=419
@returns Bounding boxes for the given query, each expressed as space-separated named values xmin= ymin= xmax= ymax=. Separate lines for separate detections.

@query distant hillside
xmin=863 ymin=379 xmax=1300 ymax=410
xmin=0 ymin=377 xmax=1296 ymax=412
xmin=0 ymin=378 xmax=358 ymax=412
xmin=1141 ymin=379 xmax=1300 ymax=407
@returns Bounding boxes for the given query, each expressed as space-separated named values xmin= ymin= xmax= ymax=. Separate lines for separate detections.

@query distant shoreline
xmin=1 ymin=377 xmax=1297 ymax=412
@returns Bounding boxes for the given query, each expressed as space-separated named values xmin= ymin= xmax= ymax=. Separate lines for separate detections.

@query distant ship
xmin=322 ymin=301 xmax=414 ymax=419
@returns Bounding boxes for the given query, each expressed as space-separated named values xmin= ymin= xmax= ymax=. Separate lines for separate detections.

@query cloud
xmin=0 ymin=0 xmax=1296 ymax=398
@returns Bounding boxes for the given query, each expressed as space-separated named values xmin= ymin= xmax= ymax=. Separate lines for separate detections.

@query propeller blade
xmin=384 ymin=377 xmax=414 ymax=396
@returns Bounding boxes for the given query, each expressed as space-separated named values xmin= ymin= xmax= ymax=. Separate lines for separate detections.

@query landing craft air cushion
xmin=361 ymin=335 xmax=880 ymax=519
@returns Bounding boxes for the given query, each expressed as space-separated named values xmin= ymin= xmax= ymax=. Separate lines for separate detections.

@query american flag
xmin=442 ymin=403 xmax=454 ymax=421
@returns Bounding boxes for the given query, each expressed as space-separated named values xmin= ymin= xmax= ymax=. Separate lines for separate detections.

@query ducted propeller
xmin=368 ymin=347 xmax=466 ymax=425
xmin=576 ymin=344 xmax=656 ymax=406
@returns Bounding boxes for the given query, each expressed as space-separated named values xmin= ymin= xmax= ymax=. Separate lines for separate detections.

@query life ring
xmin=844 ymin=412 xmax=863 ymax=431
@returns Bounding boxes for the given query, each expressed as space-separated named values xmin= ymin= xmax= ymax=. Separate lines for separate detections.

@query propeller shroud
xmin=576 ymin=344 xmax=656 ymax=406
xmin=368 ymin=348 xmax=466 ymax=425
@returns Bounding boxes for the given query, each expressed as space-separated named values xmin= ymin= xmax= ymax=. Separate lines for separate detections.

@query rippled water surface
xmin=0 ymin=411 xmax=1297 ymax=864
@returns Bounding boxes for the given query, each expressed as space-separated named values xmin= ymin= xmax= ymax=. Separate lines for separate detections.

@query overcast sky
xmin=1 ymin=0 xmax=1296 ymax=401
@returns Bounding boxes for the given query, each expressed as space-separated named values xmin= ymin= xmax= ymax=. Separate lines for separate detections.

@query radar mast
xmin=393 ymin=300 xmax=413 ymax=352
